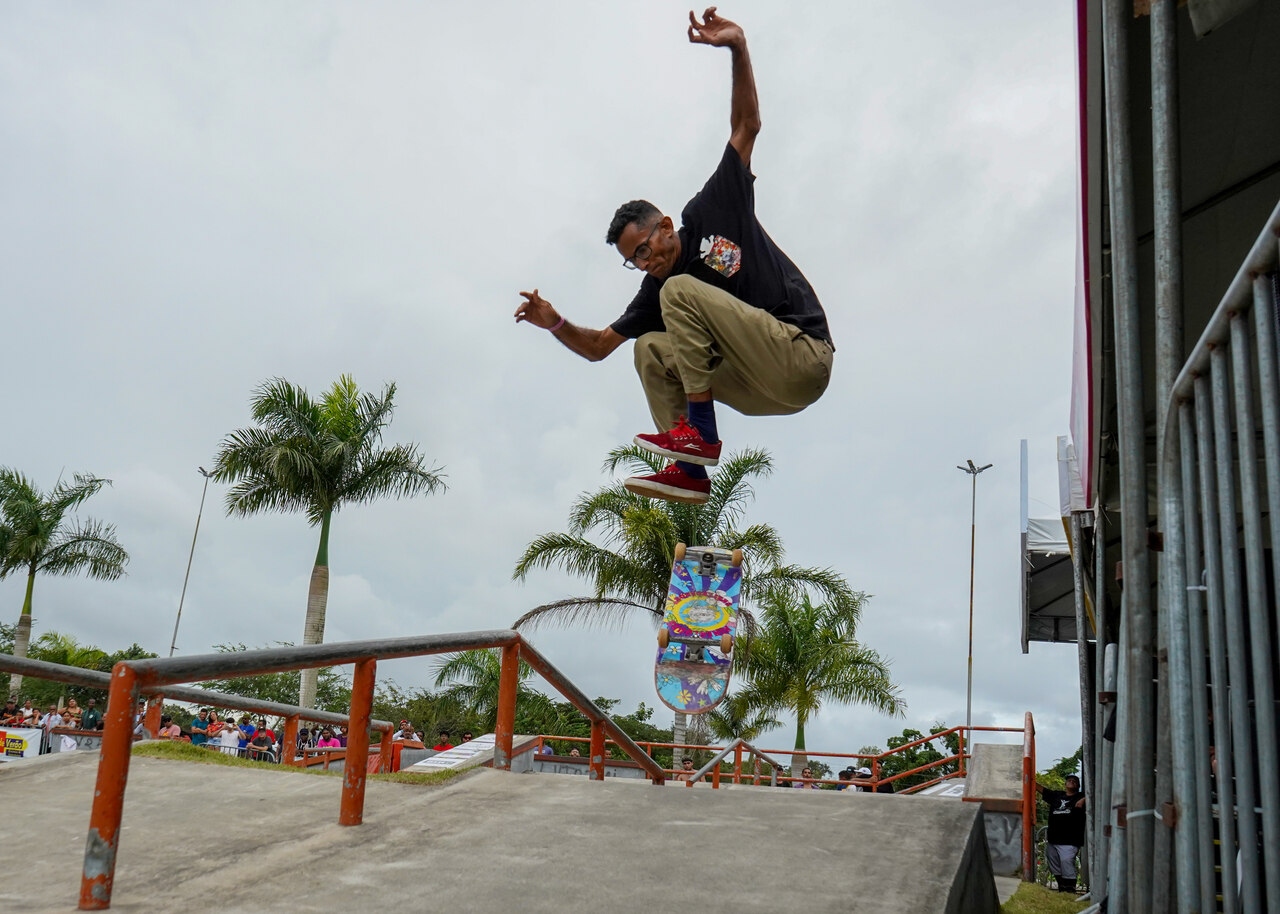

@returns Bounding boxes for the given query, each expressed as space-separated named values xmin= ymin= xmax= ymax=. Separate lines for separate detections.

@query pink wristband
xmin=549 ymin=316 xmax=566 ymax=332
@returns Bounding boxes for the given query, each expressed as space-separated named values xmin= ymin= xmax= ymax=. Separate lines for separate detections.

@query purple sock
xmin=676 ymin=461 xmax=708 ymax=479
xmin=686 ymin=400 xmax=718 ymax=444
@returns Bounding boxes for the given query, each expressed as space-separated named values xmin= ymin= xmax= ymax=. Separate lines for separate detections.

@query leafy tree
xmin=513 ymin=445 xmax=857 ymax=750
xmin=867 ymin=723 xmax=962 ymax=792
xmin=739 ymin=592 xmax=904 ymax=773
xmin=0 ymin=469 xmax=129 ymax=696
xmin=198 ymin=642 xmax=352 ymax=715
xmin=211 ymin=375 xmax=445 ymax=709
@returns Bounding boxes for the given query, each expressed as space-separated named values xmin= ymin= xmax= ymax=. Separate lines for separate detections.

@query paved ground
xmin=2 ymin=751 xmax=1002 ymax=913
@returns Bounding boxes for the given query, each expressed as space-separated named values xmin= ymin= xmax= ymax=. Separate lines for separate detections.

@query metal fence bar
xmin=1070 ymin=512 xmax=1097 ymax=881
xmin=1106 ymin=602 xmax=1130 ymax=913
xmin=1193 ymin=378 xmax=1239 ymax=913
xmin=1254 ymin=267 xmax=1280 ymax=704
xmin=1093 ymin=513 xmax=1111 ymax=904
xmin=1229 ymin=313 xmax=1280 ymax=900
xmin=1159 ymin=404 xmax=1200 ymax=912
xmin=1102 ymin=1 xmax=1156 ymax=906
xmin=1151 ymin=0 xmax=1185 ymax=899
xmin=1211 ymin=347 xmax=1263 ymax=913
xmin=1177 ymin=399 xmax=1218 ymax=914
xmin=1096 ymin=642 xmax=1117 ymax=907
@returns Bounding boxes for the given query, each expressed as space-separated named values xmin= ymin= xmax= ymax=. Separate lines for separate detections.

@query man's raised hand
xmin=515 ymin=289 xmax=559 ymax=330
xmin=688 ymin=7 xmax=744 ymax=48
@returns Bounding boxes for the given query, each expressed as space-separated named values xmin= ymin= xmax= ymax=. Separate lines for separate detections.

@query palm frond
xmin=49 ymin=474 xmax=112 ymax=516
xmin=250 ymin=378 xmax=323 ymax=442
xmin=340 ymin=444 xmax=446 ymax=506
xmin=512 ymin=596 xmax=660 ymax=631
xmin=702 ymin=448 xmax=772 ymax=533
xmin=36 ymin=518 xmax=129 ymax=580
xmin=602 ymin=443 xmax=665 ymax=477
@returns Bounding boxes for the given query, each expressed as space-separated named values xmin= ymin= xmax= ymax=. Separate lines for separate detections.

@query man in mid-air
xmin=515 ymin=8 xmax=833 ymax=504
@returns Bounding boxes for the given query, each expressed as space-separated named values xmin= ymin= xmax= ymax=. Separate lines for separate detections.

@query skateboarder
xmin=515 ymin=8 xmax=834 ymax=505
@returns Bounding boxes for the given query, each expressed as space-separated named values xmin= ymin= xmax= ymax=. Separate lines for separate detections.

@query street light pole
xmin=170 ymin=467 xmax=215 ymax=657
xmin=957 ymin=459 xmax=992 ymax=773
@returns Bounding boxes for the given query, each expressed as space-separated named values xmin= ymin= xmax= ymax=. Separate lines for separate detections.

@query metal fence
xmin=1153 ymin=208 xmax=1280 ymax=913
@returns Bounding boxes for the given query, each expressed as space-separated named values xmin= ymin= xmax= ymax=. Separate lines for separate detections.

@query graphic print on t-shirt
xmin=700 ymin=235 xmax=741 ymax=277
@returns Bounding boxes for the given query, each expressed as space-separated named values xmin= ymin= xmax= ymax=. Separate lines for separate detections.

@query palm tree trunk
xmin=8 ymin=570 xmax=36 ymax=698
xmin=791 ymin=715 xmax=808 ymax=777
xmin=298 ymin=512 xmax=332 ymax=710
xmin=672 ymin=710 xmax=688 ymax=769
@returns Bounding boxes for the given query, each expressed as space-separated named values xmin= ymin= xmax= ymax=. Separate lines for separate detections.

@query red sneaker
xmin=634 ymin=416 xmax=722 ymax=466
xmin=624 ymin=464 xmax=711 ymax=505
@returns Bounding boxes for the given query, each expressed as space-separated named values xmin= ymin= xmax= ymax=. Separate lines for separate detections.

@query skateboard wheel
xmin=721 ymin=634 xmax=733 ymax=655
xmin=658 ymin=628 xmax=669 ymax=649
xmin=674 ymin=543 xmax=686 ymax=562
xmin=731 ymin=548 xmax=743 ymax=567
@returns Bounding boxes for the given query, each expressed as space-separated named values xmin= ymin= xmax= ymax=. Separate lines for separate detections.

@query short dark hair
xmin=1066 ymin=775 xmax=1081 ymax=785
xmin=605 ymin=200 xmax=661 ymax=246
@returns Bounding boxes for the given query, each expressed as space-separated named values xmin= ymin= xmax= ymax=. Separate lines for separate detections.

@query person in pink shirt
xmin=315 ymin=728 xmax=342 ymax=748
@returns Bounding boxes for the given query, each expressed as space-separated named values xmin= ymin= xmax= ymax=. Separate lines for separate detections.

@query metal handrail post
xmin=733 ymin=743 xmax=743 ymax=784
xmin=282 ymin=716 xmax=299 ymax=766
xmin=378 ymin=727 xmax=393 ymax=774
xmin=79 ymin=663 xmax=140 ymax=910
xmin=1230 ymin=311 xmax=1280 ymax=896
xmin=589 ymin=722 xmax=605 ymax=781
xmin=142 ymin=696 xmax=162 ymax=739
xmin=338 ymin=658 xmax=375 ymax=827
xmin=494 ymin=641 xmax=519 ymax=771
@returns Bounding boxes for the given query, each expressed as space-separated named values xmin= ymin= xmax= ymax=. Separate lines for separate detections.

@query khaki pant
xmin=634 ymin=274 xmax=834 ymax=431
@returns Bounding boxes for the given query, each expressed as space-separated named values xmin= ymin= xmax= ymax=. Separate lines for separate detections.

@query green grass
xmin=132 ymin=741 xmax=461 ymax=787
xmin=1000 ymin=882 xmax=1091 ymax=914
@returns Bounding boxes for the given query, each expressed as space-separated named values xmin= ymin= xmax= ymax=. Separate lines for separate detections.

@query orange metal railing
xmin=77 ymin=630 xmax=664 ymax=910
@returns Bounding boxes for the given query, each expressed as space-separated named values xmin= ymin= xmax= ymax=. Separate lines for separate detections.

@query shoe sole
xmin=633 ymin=436 xmax=720 ymax=467
xmin=623 ymin=477 xmax=709 ymax=505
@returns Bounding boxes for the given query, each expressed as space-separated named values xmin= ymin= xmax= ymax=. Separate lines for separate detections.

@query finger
xmin=705 ymin=7 xmax=717 ymax=22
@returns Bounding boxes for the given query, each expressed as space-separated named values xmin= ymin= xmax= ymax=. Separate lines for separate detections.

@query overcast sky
xmin=1 ymin=1 xmax=1083 ymax=767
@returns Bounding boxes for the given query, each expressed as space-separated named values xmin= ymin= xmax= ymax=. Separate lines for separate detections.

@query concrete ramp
xmin=1 ymin=752 xmax=998 ymax=913
xmin=963 ymin=743 xmax=1026 ymax=877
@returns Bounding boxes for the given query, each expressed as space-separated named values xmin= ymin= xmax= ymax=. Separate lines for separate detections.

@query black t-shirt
xmin=610 ymin=144 xmax=833 ymax=348
xmin=1042 ymin=789 xmax=1087 ymax=846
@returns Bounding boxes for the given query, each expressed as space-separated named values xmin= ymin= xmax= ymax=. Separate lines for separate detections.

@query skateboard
xmin=654 ymin=543 xmax=742 ymax=715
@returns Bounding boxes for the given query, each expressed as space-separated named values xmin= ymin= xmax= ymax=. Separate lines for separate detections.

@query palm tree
xmin=705 ymin=690 xmax=782 ymax=743
xmin=512 ymin=444 xmax=857 ymax=749
xmin=433 ymin=648 xmax=538 ymax=729
xmin=211 ymin=375 xmax=445 ymax=709
xmin=739 ymin=592 xmax=905 ymax=774
xmin=0 ymin=470 xmax=129 ymax=697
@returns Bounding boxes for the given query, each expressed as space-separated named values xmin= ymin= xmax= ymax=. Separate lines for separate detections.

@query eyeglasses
xmin=623 ymin=220 xmax=663 ymax=270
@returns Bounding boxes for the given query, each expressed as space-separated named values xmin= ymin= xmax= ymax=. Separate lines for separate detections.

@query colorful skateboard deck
xmin=654 ymin=543 xmax=741 ymax=715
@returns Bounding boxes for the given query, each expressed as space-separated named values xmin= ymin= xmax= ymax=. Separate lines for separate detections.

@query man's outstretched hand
xmin=688 ymin=7 xmax=744 ymax=48
xmin=515 ymin=289 xmax=559 ymax=330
